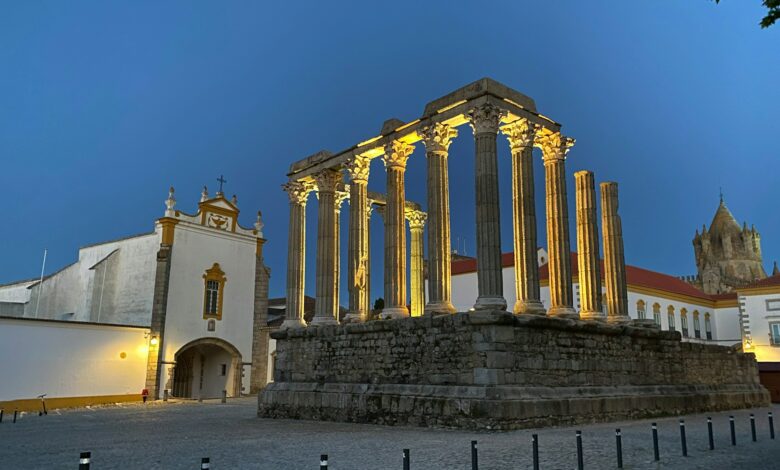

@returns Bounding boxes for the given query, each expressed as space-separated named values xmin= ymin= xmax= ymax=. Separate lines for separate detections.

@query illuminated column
xmin=575 ymin=171 xmax=603 ymax=320
xmin=501 ymin=120 xmax=544 ymax=315
xmin=406 ymin=209 xmax=427 ymax=317
xmin=345 ymin=155 xmax=371 ymax=323
xmin=535 ymin=131 xmax=577 ymax=318
xmin=419 ymin=122 xmax=458 ymax=314
xmin=382 ymin=141 xmax=414 ymax=319
xmin=312 ymin=169 xmax=341 ymax=325
xmin=601 ymin=182 xmax=630 ymax=323
xmin=282 ymin=181 xmax=312 ymax=328
xmin=364 ymin=203 xmax=374 ymax=316
xmin=468 ymin=103 xmax=508 ymax=311
xmin=334 ymin=188 xmax=349 ymax=320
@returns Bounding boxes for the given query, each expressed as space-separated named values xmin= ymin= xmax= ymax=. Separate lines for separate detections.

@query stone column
xmin=601 ymin=182 xmax=630 ymax=323
xmin=345 ymin=155 xmax=371 ymax=323
xmin=501 ymin=120 xmax=544 ymax=315
xmin=364 ymin=203 xmax=373 ymax=317
xmin=334 ymin=188 xmax=349 ymax=320
xmin=468 ymin=103 xmax=508 ymax=311
xmin=575 ymin=171 xmax=603 ymax=320
xmin=381 ymin=140 xmax=414 ymax=319
xmin=535 ymin=131 xmax=577 ymax=318
xmin=406 ymin=209 xmax=427 ymax=317
xmin=282 ymin=181 xmax=311 ymax=328
xmin=312 ymin=169 xmax=341 ymax=325
xmin=419 ymin=123 xmax=458 ymax=314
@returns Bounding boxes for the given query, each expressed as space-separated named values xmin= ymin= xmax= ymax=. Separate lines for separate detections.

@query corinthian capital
xmin=382 ymin=140 xmax=415 ymax=170
xmin=335 ymin=189 xmax=350 ymax=212
xmin=501 ymin=119 xmax=537 ymax=152
xmin=346 ymin=154 xmax=371 ymax=183
xmin=534 ymin=131 xmax=575 ymax=161
xmin=418 ymin=122 xmax=458 ymax=154
xmin=467 ymin=103 xmax=506 ymax=135
xmin=314 ymin=169 xmax=341 ymax=194
xmin=405 ymin=209 xmax=427 ymax=231
xmin=282 ymin=180 xmax=313 ymax=206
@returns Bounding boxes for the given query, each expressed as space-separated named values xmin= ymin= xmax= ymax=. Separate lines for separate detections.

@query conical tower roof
xmin=708 ymin=198 xmax=741 ymax=238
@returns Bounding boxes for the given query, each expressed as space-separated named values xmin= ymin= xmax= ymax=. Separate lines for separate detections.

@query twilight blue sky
xmin=1 ymin=1 xmax=778 ymax=303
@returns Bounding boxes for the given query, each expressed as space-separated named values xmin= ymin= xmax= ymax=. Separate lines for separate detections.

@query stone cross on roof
xmin=217 ymin=175 xmax=227 ymax=194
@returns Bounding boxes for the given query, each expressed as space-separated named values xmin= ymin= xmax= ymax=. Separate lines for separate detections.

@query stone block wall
xmin=259 ymin=311 xmax=768 ymax=429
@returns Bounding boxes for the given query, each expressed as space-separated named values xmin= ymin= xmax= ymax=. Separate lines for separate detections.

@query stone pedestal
xmin=468 ymin=104 xmax=507 ymax=311
xmin=260 ymin=311 xmax=769 ymax=430
xmin=575 ymin=171 xmax=604 ymax=321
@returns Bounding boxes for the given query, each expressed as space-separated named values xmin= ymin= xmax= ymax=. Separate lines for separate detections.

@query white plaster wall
xmin=160 ymin=223 xmax=257 ymax=394
xmin=0 ymin=318 xmax=149 ymax=401
xmin=742 ymin=291 xmax=780 ymax=361
xmin=448 ymin=269 xmax=739 ymax=345
xmin=189 ymin=347 xmax=236 ymax=398
xmin=0 ymin=281 xmax=35 ymax=303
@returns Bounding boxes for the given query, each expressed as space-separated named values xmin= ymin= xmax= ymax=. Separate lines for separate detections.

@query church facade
xmin=0 ymin=186 xmax=271 ymax=407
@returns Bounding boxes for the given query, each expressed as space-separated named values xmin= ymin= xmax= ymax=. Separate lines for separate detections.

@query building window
xmin=220 ymin=364 xmax=227 ymax=376
xmin=680 ymin=309 xmax=688 ymax=338
xmin=202 ymin=263 xmax=227 ymax=320
xmin=653 ymin=303 xmax=661 ymax=326
xmin=637 ymin=300 xmax=646 ymax=320
xmin=693 ymin=310 xmax=701 ymax=338
xmin=705 ymin=313 xmax=712 ymax=340
xmin=766 ymin=299 xmax=780 ymax=312
xmin=667 ymin=306 xmax=676 ymax=332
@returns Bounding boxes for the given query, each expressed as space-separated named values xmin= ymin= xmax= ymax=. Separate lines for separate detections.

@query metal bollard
xmin=615 ymin=429 xmax=623 ymax=469
xmin=0 ymin=409 xmax=3 ymax=423
xmin=13 ymin=410 xmax=18 ymax=424
xmin=770 ymin=412 xmax=775 ymax=440
xmin=79 ymin=451 xmax=91 ymax=470
xmin=750 ymin=414 xmax=757 ymax=442
xmin=320 ymin=454 xmax=328 ymax=470
xmin=201 ymin=457 xmax=210 ymax=470
xmin=730 ymin=416 xmax=736 ymax=446
xmin=707 ymin=417 xmax=714 ymax=450
xmin=532 ymin=434 xmax=539 ymax=470
xmin=652 ymin=423 xmax=659 ymax=461
xmin=403 ymin=449 xmax=410 ymax=470
xmin=576 ymin=430 xmax=584 ymax=470
xmin=471 ymin=440 xmax=478 ymax=470
xmin=679 ymin=419 xmax=687 ymax=456
xmin=163 ymin=389 xmax=169 ymax=402
xmin=221 ymin=390 xmax=227 ymax=404
xmin=198 ymin=394 xmax=203 ymax=403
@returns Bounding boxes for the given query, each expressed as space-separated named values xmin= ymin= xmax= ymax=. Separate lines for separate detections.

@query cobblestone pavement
xmin=1 ymin=398 xmax=779 ymax=469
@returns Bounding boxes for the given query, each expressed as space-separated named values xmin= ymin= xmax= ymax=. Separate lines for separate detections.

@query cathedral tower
xmin=692 ymin=196 xmax=766 ymax=294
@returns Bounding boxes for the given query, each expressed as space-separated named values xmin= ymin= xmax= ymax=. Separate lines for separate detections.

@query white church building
xmin=0 ymin=186 xmax=272 ymax=410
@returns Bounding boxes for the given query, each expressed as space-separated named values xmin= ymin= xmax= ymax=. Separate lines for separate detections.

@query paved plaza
xmin=1 ymin=397 xmax=779 ymax=469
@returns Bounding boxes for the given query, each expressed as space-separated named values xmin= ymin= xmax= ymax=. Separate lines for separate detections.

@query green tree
xmin=715 ymin=0 xmax=778 ymax=28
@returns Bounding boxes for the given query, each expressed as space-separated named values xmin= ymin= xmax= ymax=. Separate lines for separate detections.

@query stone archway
xmin=171 ymin=337 xmax=242 ymax=399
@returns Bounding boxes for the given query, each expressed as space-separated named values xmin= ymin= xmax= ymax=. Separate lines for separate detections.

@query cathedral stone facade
xmin=692 ymin=198 xmax=766 ymax=294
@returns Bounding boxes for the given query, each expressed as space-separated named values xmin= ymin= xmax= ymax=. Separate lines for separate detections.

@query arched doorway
xmin=171 ymin=338 xmax=242 ymax=399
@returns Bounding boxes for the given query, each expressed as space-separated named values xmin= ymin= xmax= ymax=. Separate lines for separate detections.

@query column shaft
xmin=537 ymin=132 xmax=577 ymax=317
xmin=502 ymin=121 xmax=544 ymax=315
xmin=407 ymin=210 xmax=427 ymax=317
xmin=345 ymin=156 xmax=370 ymax=323
xmin=382 ymin=141 xmax=413 ymax=318
xmin=601 ymin=182 xmax=630 ymax=323
xmin=282 ymin=181 xmax=310 ymax=328
xmin=420 ymin=123 xmax=457 ymax=314
xmin=575 ymin=171 xmax=603 ymax=320
xmin=312 ymin=170 xmax=341 ymax=325
xmin=469 ymin=104 xmax=507 ymax=311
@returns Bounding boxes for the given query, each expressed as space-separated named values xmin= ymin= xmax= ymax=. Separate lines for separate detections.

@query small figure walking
xmin=141 ymin=388 xmax=149 ymax=404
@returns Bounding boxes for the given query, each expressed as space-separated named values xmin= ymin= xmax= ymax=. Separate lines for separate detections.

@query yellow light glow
xmin=437 ymin=100 xmax=467 ymax=114
xmin=395 ymin=119 xmax=420 ymax=132
xmin=150 ymin=336 xmax=159 ymax=346
xmin=503 ymin=98 xmax=525 ymax=110
xmin=358 ymin=135 xmax=382 ymax=147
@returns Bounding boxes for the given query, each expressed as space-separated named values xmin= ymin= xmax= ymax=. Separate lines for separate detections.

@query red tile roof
xmin=451 ymin=251 xmax=736 ymax=302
